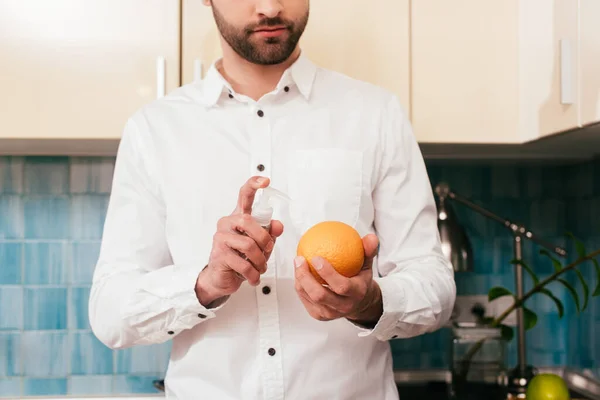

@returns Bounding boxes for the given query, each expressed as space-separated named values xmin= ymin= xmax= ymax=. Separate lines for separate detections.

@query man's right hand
xmin=195 ymin=176 xmax=285 ymax=306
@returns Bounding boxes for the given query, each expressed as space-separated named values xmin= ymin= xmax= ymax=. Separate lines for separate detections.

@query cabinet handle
xmin=560 ymin=39 xmax=574 ymax=105
xmin=156 ymin=56 xmax=166 ymax=99
xmin=194 ymin=59 xmax=203 ymax=82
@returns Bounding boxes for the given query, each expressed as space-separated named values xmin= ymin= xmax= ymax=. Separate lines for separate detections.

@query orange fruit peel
xmin=297 ymin=221 xmax=365 ymax=284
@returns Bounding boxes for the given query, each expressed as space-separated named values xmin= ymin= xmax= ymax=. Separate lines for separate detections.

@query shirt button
xmin=284 ymin=86 xmax=289 ymax=92
xmin=268 ymin=348 xmax=276 ymax=356
xmin=168 ymin=331 xmax=175 ymax=335
xmin=228 ymin=93 xmax=234 ymax=99
xmin=262 ymin=286 xmax=271 ymax=295
xmin=257 ymin=110 xmax=264 ymax=117
xmin=198 ymin=313 xmax=206 ymax=319
xmin=257 ymin=164 xmax=265 ymax=172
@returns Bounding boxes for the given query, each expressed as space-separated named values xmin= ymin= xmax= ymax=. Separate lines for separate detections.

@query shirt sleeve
xmin=349 ymin=94 xmax=457 ymax=341
xmin=88 ymin=117 xmax=228 ymax=350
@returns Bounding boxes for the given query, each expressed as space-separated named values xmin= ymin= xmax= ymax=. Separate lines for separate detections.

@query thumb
xmin=361 ymin=234 xmax=379 ymax=270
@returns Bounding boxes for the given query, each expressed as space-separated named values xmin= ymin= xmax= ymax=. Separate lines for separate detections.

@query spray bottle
xmin=251 ymin=186 xmax=291 ymax=230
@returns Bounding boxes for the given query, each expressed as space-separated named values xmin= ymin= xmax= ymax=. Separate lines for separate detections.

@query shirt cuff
xmin=346 ymin=276 xmax=406 ymax=341
xmin=135 ymin=264 xmax=230 ymax=335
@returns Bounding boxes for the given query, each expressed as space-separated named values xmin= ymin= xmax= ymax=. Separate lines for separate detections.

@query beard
xmin=211 ymin=5 xmax=309 ymax=65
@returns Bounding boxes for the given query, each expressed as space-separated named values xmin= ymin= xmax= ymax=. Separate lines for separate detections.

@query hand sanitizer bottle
xmin=251 ymin=186 xmax=291 ymax=231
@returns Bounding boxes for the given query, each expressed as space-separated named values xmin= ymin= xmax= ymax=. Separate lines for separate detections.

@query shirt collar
xmin=200 ymin=51 xmax=317 ymax=107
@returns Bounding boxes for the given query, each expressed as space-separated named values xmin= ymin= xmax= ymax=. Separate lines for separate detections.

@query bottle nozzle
xmin=251 ymin=186 xmax=291 ymax=227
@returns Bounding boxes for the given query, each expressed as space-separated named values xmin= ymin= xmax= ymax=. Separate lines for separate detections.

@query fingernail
xmin=265 ymin=240 xmax=274 ymax=252
xmin=294 ymin=256 xmax=304 ymax=268
xmin=312 ymin=257 xmax=323 ymax=270
xmin=257 ymin=177 xmax=267 ymax=184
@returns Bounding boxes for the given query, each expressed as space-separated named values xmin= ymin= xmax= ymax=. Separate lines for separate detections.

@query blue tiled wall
xmin=1 ymin=155 xmax=599 ymax=396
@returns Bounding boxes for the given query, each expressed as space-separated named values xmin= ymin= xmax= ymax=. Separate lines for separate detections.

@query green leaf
xmin=488 ymin=286 xmax=513 ymax=302
xmin=511 ymin=259 xmax=540 ymax=285
xmin=539 ymin=288 xmax=565 ymax=318
xmin=557 ymin=278 xmax=580 ymax=313
xmin=574 ymin=269 xmax=589 ymax=311
xmin=500 ymin=324 xmax=514 ymax=342
xmin=539 ymin=249 xmax=563 ymax=272
xmin=567 ymin=232 xmax=586 ymax=258
xmin=592 ymin=258 xmax=600 ymax=297
xmin=523 ymin=307 xmax=538 ymax=330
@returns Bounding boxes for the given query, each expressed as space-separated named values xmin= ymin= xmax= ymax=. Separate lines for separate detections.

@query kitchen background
xmin=0 ymin=154 xmax=599 ymax=396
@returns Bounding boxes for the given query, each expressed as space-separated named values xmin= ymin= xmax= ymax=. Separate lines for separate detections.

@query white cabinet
xmin=0 ymin=0 xmax=180 ymax=144
xmin=410 ymin=0 xmax=580 ymax=144
xmin=579 ymin=0 xmax=600 ymax=127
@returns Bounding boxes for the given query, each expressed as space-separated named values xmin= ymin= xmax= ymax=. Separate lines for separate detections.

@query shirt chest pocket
xmin=286 ymin=148 xmax=364 ymax=234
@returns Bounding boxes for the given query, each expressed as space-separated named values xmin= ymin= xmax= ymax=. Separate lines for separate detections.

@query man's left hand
xmin=293 ymin=234 xmax=383 ymax=327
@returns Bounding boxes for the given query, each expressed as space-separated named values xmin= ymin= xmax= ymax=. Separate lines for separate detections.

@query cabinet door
xmin=411 ymin=0 xmax=579 ymax=144
xmin=181 ymin=0 xmax=223 ymax=85
xmin=579 ymin=0 xmax=600 ymax=126
xmin=0 ymin=0 xmax=180 ymax=140
xmin=300 ymin=0 xmax=411 ymax=115
xmin=410 ymin=0 xmax=521 ymax=144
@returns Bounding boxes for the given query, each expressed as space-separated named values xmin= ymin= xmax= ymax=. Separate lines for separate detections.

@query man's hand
xmin=294 ymin=234 xmax=383 ymax=327
xmin=195 ymin=176 xmax=284 ymax=306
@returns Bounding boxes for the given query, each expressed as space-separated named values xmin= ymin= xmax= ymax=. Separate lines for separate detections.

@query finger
xmin=294 ymin=256 xmax=351 ymax=312
xmin=224 ymin=252 xmax=260 ymax=286
xmin=361 ymin=234 xmax=379 ymax=271
xmin=295 ymin=283 xmax=341 ymax=321
xmin=235 ymin=176 xmax=270 ymax=214
xmin=229 ymin=214 xmax=274 ymax=253
xmin=310 ymin=256 xmax=357 ymax=297
xmin=221 ymin=233 xmax=267 ymax=273
xmin=268 ymin=219 xmax=284 ymax=238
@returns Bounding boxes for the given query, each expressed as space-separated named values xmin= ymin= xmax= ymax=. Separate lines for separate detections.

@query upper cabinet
xmin=410 ymin=0 xmax=580 ymax=144
xmin=0 ymin=0 xmax=180 ymax=146
xmin=580 ymin=0 xmax=600 ymax=126
xmin=300 ymin=0 xmax=411 ymax=116
xmin=1 ymin=0 xmax=599 ymax=154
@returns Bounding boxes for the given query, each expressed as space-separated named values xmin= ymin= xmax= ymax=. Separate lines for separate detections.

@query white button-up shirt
xmin=89 ymin=53 xmax=456 ymax=400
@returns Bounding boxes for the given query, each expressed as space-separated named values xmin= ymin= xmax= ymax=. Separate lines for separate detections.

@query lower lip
xmin=254 ymin=28 xmax=287 ymax=38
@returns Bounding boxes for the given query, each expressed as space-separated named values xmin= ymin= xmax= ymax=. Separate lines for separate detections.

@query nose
xmin=255 ymin=0 xmax=283 ymax=18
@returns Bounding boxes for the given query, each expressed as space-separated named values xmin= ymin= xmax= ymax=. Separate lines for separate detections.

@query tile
xmin=0 ymin=378 xmax=21 ymax=397
xmin=490 ymin=165 xmax=520 ymax=199
xmin=69 ymin=375 xmax=113 ymax=395
xmin=23 ymin=156 xmax=70 ymax=195
xmin=528 ymin=199 xmax=567 ymax=238
xmin=69 ymin=287 xmax=91 ymax=330
xmin=70 ymin=332 xmax=113 ymax=375
xmin=115 ymin=343 xmax=170 ymax=375
xmin=24 ymin=287 xmax=67 ymax=330
xmin=392 ymin=353 xmax=421 ymax=370
xmin=23 ymin=242 xmax=68 ymax=284
xmin=23 ymin=378 xmax=67 ymax=396
xmin=70 ymin=195 xmax=110 ymax=240
xmin=0 ymin=195 xmax=24 ymax=239
xmin=70 ymin=241 xmax=101 ymax=284
xmin=0 ymin=333 xmax=21 ymax=376
xmin=0 ymin=156 xmax=24 ymax=194
xmin=70 ymin=157 xmax=115 ymax=194
xmin=23 ymin=196 xmax=70 ymax=239
xmin=0 ymin=243 xmax=22 ymax=284
xmin=0 ymin=286 xmax=23 ymax=330
xmin=22 ymin=332 xmax=68 ymax=377
xmin=113 ymin=375 xmax=162 ymax=394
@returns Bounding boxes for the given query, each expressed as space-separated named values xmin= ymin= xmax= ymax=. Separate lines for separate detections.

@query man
xmin=89 ymin=0 xmax=456 ymax=399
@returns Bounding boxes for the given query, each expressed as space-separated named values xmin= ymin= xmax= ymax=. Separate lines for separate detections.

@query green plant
xmin=455 ymin=232 xmax=600 ymax=382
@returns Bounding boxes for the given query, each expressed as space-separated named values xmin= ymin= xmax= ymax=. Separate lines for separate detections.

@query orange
xmin=297 ymin=221 xmax=365 ymax=284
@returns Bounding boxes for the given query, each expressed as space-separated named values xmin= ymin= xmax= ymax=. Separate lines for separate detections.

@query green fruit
xmin=526 ymin=373 xmax=570 ymax=400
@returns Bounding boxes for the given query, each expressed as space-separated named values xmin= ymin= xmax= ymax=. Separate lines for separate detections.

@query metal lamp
xmin=434 ymin=182 xmax=568 ymax=397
